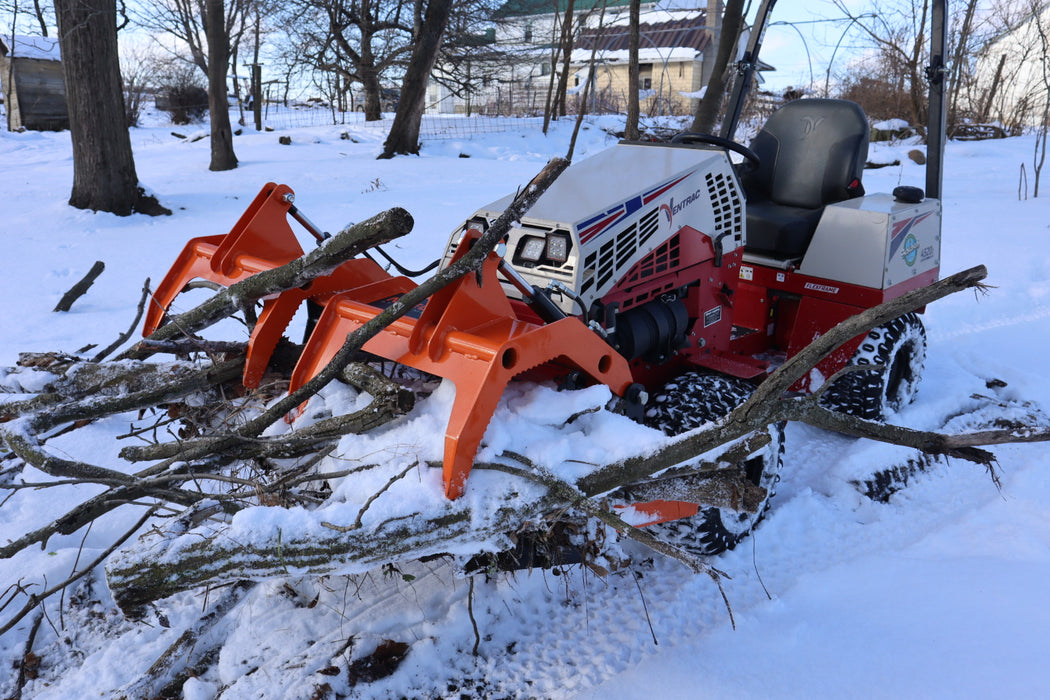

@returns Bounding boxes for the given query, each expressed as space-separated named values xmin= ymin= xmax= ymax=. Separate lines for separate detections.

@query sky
xmin=2 ymin=0 xmax=911 ymax=97
xmin=746 ymin=0 xmax=878 ymax=92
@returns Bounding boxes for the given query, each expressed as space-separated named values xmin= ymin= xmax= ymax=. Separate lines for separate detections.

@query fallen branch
xmin=578 ymin=266 xmax=991 ymax=495
xmin=114 ymin=581 xmax=256 ymax=698
xmin=118 ymin=363 xmax=415 ymax=462
xmin=0 ymin=506 xmax=158 ymax=637
xmin=53 ymin=260 xmax=104 ymax=312
xmin=91 ymin=277 xmax=151 ymax=362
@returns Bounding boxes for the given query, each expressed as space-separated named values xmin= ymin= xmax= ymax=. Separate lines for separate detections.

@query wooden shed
xmin=0 ymin=34 xmax=68 ymax=131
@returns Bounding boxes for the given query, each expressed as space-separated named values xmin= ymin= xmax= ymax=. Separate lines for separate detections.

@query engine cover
xmin=441 ymin=142 xmax=746 ymax=317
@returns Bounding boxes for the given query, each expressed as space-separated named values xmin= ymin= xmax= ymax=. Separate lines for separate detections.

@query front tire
xmin=640 ymin=372 xmax=785 ymax=555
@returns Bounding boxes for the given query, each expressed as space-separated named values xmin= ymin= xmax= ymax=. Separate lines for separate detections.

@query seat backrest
xmin=744 ymin=99 xmax=869 ymax=209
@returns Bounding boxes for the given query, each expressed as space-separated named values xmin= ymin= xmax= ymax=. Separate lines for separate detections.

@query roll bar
xmin=719 ymin=0 xmax=947 ymax=199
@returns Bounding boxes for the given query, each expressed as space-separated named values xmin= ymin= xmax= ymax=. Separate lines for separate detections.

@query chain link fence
xmin=252 ymin=103 xmax=544 ymax=140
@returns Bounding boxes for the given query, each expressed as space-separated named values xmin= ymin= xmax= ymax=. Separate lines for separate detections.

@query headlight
xmin=514 ymin=231 xmax=572 ymax=267
xmin=519 ymin=236 xmax=546 ymax=262
xmin=546 ymin=233 xmax=569 ymax=262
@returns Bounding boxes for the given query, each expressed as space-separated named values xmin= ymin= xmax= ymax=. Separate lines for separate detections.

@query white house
xmin=427 ymin=0 xmax=726 ymax=116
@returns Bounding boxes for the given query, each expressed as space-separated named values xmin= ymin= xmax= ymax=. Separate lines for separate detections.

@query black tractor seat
xmin=741 ymin=98 xmax=870 ymax=260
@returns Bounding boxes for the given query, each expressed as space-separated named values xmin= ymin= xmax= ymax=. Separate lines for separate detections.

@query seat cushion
xmin=744 ymin=201 xmax=824 ymax=259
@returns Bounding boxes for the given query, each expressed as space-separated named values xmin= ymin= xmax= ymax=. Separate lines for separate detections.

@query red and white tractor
xmin=144 ymin=0 xmax=949 ymax=555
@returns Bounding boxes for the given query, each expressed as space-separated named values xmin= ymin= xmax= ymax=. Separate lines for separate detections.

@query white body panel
xmin=799 ymin=194 xmax=942 ymax=290
xmin=442 ymin=143 xmax=745 ymax=313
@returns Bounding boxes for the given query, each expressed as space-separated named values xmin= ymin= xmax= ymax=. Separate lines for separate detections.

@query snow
xmin=1 ymin=109 xmax=1050 ymax=698
xmin=873 ymin=118 xmax=911 ymax=131
xmin=0 ymin=34 xmax=61 ymax=61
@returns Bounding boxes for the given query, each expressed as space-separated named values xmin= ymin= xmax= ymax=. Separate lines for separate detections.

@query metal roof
xmin=576 ymin=16 xmax=713 ymax=53
xmin=493 ymin=0 xmax=635 ymax=20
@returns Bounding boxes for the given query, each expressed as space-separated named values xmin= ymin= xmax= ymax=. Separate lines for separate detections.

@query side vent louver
xmin=623 ymin=234 xmax=682 ymax=286
xmin=705 ymin=171 xmax=743 ymax=247
xmin=582 ymin=208 xmax=660 ymax=295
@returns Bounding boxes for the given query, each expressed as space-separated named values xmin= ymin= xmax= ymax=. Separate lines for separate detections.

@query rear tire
xmin=821 ymin=313 xmax=927 ymax=421
xmin=641 ymin=372 xmax=785 ymax=555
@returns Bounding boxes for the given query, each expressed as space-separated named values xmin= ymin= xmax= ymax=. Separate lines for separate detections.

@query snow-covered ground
xmin=1 ymin=111 xmax=1048 ymax=699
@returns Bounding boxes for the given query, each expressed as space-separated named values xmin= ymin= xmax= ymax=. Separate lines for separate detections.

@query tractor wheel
xmin=640 ymin=372 xmax=785 ymax=556
xmin=820 ymin=313 xmax=927 ymax=421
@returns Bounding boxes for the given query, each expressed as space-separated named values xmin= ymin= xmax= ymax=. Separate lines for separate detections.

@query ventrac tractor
xmin=144 ymin=0 xmax=948 ymax=555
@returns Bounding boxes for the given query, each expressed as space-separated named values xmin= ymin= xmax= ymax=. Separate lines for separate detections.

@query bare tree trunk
xmin=542 ymin=1 xmax=573 ymax=134
xmin=554 ymin=1 xmax=576 ymax=118
xmin=1030 ymin=0 xmax=1050 ymax=197
xmin=625 ymin=0 xmax=640 ymax=140
xmin=360 ymin=65 xmax=383 ymax=121
xmin=947 ymin=0 xmax=979 ymax=129
xmin=567 ymin=2 xmax=605 ymax=160
xmin=692 ymin=0 xmax=744 ymax=134
xmin=380 ymin=0 xmax=453 ymax=158
xmin=32 ymin=0 xmax=49 ymax=36
xmin=53 ymin=0 xmax=169 ymax=216
xmin=979 ymin=54 xmax=1007 ymax=124
xmin=206 ymin=0 xmax=238 ymax=171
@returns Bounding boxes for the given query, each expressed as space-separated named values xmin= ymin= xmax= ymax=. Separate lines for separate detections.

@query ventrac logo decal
xmin=577 ymin=171 xmax=694 ymax=244
xmin=801 ymin=116 xmax=826 ymax=136
xmin=660 ymin=188 xmax=705 ymax=229
xmin=890 ymin=212 xmax=934 ymax=267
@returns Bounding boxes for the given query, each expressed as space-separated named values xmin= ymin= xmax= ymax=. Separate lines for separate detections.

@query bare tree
xmin=284 ymin=0 xmax=417 ymax=121
xmin=205 ymin=0 xmax=237 ymax=170
xmin=975 ymin=1 xmax=1050 ymax=193
xmin=135 ymin=0 xmax=250 ymax=77
xmin=946 ymin=0 xmax=981 ymax=128
xmin=542 ymin=0 xmax=574 ymax=133
xmin=120 ymin=44 xmax=159 ymax=127
xmin=831 ymin=0 xmax=950 ymax=136
xmin=692 ymin=0 xmax=745 ymax=134
xmin=1025 ymin=1 xmax=1050 ymax=196
xmin=53 ymin=0 xmax=169 ymax=215
xmin=135 ymin=0 xmax=252 ymax=169
xmin=0 ymin=0 xmax=52 ymax=35
xmin=625 ymin=0 xmax=640 ymax=140
xmin=420 ymin=0 xmax=511 ymax=115
xmin=380 ymin=0 xmax=454 ymax=157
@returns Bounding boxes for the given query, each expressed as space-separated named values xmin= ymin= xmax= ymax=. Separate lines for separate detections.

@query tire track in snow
xmin=928 ymin=303 xmax=1050 ymax=341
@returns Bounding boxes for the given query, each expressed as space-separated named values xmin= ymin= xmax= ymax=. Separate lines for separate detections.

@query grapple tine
xmin=143 ymin=183 xmax=304 ymax=337
xmin=144 ymin=183 xmax=413 ymax=389
xmin=244 ymin=259 xmax=413 ymax=387
xmin=143 ymin=233 xmax=228 ymax=336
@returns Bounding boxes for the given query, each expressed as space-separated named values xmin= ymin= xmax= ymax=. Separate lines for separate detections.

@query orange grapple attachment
xmin=143 ymin=182 xmax=304 ymax=338
xmin=239 ymin=257 xmax=414 ymax=388
xmin=142 ymin=182 xmax=414 ymax=389
xmin=288 ymin=231 xmax=635 ymax=500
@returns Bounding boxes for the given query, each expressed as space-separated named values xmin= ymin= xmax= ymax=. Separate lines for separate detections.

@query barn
xmin=0 ymin=34 xmax=68 ymax=131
